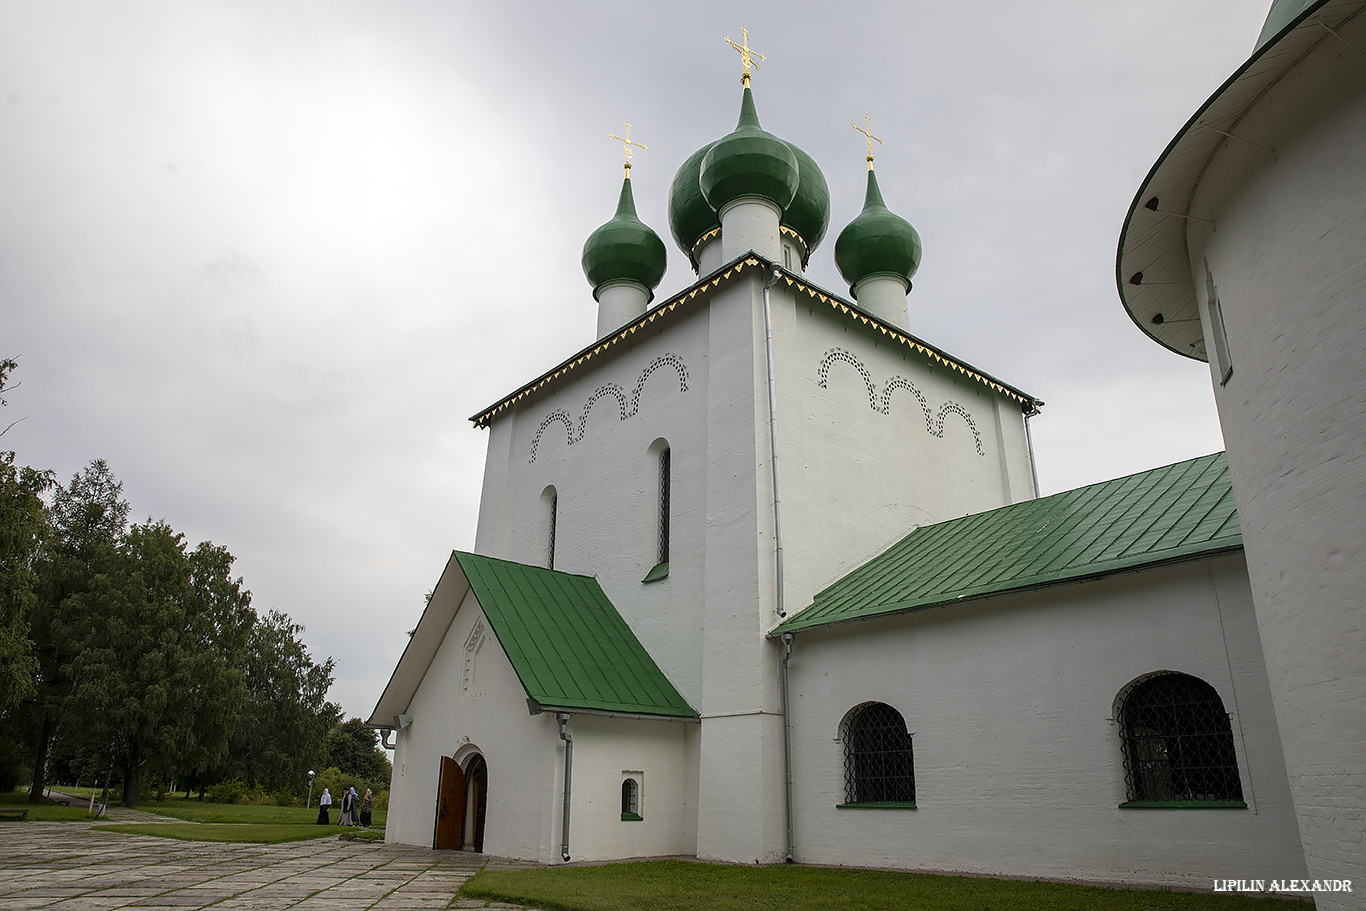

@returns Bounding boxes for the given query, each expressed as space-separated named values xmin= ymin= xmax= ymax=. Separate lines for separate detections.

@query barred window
xmin=621 ymin=776 xmax=641 ymax=820
xmin=657 ymin=448 xmax=671 ymax=565
xmin=843 ymin=702 xmax=915 ymax=805
xmin=1118 ymin=672 xmax=1243 ymax=803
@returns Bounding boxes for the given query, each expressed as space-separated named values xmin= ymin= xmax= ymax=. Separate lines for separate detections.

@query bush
xmin=205 ymin=778 xmax=247 ymax=804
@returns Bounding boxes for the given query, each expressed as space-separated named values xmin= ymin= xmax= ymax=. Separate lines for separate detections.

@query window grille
xmin=657 ymin=448 xmax=671 ymax=564
xmin=844 ymin=702 xmax=915 ymax=804
xmin=547 ymin=493 xmax=557 ymax=570
xmin=621 ymin=778 xmax=639 ymax=816
xmin=1118 ymin=673 xmax=1243 ymax=802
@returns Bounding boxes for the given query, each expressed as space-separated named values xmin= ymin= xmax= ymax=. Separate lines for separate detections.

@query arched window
xmin=1117 ymin=672 xmax=1244 ymax=804
xmin=842 ymin=702 xmax=916 ymax=806
xmin=657 ymin=447 xmax=671 ymax=565
xmin=540 ymin=486 xmax=558 ymax=569
xmin=621 ymin=776 xmax=641 ymax=820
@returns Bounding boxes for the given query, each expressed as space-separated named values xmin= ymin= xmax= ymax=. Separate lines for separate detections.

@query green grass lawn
xmin=0 ymin=791 xmax=98 ymax=821
xmin=97 ymin=823 xmax=340 ymax=844
xmin=460 ymin=860 xmax=1297 ymax=911
xmin=125 ymin=794 xmax=387 ymax=829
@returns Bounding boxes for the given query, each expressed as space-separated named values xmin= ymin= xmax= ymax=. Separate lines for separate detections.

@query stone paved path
xmin=0 ymin=821 xmax=532 ymax=910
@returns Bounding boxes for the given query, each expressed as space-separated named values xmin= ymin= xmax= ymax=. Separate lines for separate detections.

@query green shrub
xmin=205 ymin=778 xmax=247 ymax=804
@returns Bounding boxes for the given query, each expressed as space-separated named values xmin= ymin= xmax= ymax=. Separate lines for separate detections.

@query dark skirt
xmin=359 ymin=810 xmax=372 ymax=827
xmin=316 ymin=805 xmax=330 ymax=825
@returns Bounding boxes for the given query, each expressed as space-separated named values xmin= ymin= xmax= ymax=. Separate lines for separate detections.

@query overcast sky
xmin=1 ymin=1 xmax=1262 ymax=722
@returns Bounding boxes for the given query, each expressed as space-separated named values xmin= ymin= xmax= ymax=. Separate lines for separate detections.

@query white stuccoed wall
xmin=388 ymin=591 xmax=561 ymax=859
xmin=1184 ymin=16 xmax=1366 ymax=905
xmin=468 ymin=264 xmax=1036 ymax=863
xmin=764 ymin=279 xmax=1036 ymax=615
xmin=786 ymin=555 xmax=1306 ymax=886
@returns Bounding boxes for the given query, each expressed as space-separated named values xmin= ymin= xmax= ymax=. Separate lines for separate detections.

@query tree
xmin=0 ymin=452 xmax=51 ymax=718
xmin=59 ymin=521 xmax=253 ymax=806
xmin=25 ymin=459 xmax=129 ymax=803
xmin=223 ymin=609 xmax=337 ymax=792
xmin=322 ymin=717 xmax=392 ymax=784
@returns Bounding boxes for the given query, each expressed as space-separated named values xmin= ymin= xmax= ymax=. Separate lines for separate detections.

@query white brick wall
xmin=1185 ymin=16 xmax=1366 ymax=906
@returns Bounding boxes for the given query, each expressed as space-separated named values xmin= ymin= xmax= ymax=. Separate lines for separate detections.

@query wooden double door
xmin=434 ymin=754 xmax=487 ymax=851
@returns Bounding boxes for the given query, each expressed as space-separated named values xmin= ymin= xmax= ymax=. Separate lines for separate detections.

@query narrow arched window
xmin=657 ymin=447 xmax=671 ymax=565
xmin=843 ymin=702 xmax=915 ymax=806
xmin=541 ymin=486 xmax=558 ymax=569
xmin=1117 ymin=672 xmax=1243 ymax=804
xmin=621 ymin=777 xmax=641 ymax=820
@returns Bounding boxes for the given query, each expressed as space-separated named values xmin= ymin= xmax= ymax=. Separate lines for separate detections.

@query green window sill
xmin=1119 ymin=800 xmax=1247 ymax=810
xmin=621 ymin=813 xmax=643 ymax=822
xmin=642 ymin=562 xmax=669 ymax=584
xmin=837 ymin=802 xmax=917 ymax=810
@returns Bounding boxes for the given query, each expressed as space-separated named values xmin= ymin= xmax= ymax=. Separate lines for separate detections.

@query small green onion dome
xmin=783 ymin=142 xmax=830 ymax=261
xmin=667 ymin=142 xmax=721 ymax=266
xmin=834 ymin=168 xmax=922 ymax=291
xmin=699 ymin=87 xmax=799 ymax=216
xmin=582 ymin=176 xmax=667 ymax=298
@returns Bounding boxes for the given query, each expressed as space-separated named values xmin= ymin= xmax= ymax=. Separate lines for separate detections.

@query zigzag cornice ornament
xmin=817 ymin=347 xmax=985 ymax=456
xmin=529 ymin=353 xmax=690 ymax=463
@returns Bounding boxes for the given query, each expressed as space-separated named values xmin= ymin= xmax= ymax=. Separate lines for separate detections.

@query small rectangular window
xmin=548 ymin=493 xmax=557 ymax=569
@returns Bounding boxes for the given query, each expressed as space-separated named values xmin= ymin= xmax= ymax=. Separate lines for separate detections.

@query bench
xmin=0 ymin=808 xmax=29 ymax=821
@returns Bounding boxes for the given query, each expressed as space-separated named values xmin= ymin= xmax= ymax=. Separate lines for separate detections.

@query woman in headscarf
xmin=316 ymin=788 xmax=331 ymax=825
xmin=359 ymin=789 xmax=373 ymax=828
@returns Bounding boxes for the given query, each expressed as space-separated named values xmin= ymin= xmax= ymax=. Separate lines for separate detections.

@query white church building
xmin=372 ymin=1 xmax=1363 ymax=892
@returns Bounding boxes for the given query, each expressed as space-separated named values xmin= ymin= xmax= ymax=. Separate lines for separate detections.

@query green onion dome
xmin=699 ymin=87 xmax=799 ymax=217
xmin=581 ymin=176 xmax=667 ymax=298
xmin=834 ymin=168 xmax=922 ymax=291
xmin=783 ymin=142 xmax=830 ymax=263
xmin=667 ymin=142 xmax=721 ymax=268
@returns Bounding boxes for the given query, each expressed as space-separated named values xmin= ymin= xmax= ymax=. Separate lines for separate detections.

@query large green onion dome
xmin=699 ymin=87 xmax=799 ymax=219
xmin=581 ymin=176 xmax=667 ymax=299
xmin=834 ymin=168 xmax=922 ymax=291
xmin=667 ymin=143 xmax=721 ymax=268
xmin=667 ymin=91 xmax=830 ymax=269
xmin=783 ymin=142 xmax=830 ymax=263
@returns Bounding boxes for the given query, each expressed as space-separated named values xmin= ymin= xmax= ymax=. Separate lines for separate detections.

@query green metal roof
xmin=453 ymin=552 xmax=698 ymax=719
xmin=774 ymin=452 xmax=1241 ymax=636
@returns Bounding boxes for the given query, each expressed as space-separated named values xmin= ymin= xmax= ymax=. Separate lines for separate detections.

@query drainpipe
xmin=761 ymin=264 xmax=787 ymax=617
xmin=557 ymin=713 xmax=573 ymax=862
xmin=1023 ymin=401 xmax=1042 ymax=500
xmin=379 ymin=728 xmax=396 ymax=750
xmin=779 ymin=632 xmax=795 ymax=863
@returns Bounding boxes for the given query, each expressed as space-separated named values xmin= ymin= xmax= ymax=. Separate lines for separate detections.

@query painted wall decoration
xmin=818 ymin=347 xmax=985 ymax=456
xmin=529 ymin=353 xmax=690 ymax=462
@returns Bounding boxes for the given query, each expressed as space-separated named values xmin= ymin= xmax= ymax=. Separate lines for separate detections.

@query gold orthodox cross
xmin=724 ymin=27 xmax=764 ymax=86
xmin=607 ymin=122 xmax=648 ymax=174
xmin=852 ymin=114 xmax=883 ymax=169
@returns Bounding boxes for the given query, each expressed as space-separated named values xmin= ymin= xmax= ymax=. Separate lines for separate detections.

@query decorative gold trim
xmin=469 ymin=256 xmax=1035 ymax=426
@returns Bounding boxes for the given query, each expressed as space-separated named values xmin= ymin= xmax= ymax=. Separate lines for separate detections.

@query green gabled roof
xmin=453 ymin=552 xmax=697 ymax=719
xmin=774 ymin=452 xmax=1241 ymax=636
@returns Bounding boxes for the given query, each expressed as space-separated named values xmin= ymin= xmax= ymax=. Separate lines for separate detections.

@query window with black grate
xmin=844 ymin=702 xmax=915 ymax=804
xmin=657 ymin=448 xmax=671 ymax=564
xmin=1118 ymin=672 xmax=1243 ymax=802
xmin=548 ymin=493 xmax=557 ymax=569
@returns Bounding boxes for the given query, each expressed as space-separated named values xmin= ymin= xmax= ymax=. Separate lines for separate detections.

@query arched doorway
xmin=464 ymin=753 xmax=488 ymax=852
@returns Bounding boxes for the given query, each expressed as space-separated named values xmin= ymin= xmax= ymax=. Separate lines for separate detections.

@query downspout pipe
xmin=1023 ymin=401 xmax=1043 ymax=500
xmin=779 ymin=632 xmax=795 ymax=863
xmin=557 ymin=713 xmax=573 ymax=862
xmin=378 ymin=728 xmax=395 ymax=750
xmin=761 ymin=264 xmax=787 ymax=617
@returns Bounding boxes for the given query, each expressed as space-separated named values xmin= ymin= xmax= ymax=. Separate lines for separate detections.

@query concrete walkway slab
xmin=0 ymin=822 xmax=516 ymax=910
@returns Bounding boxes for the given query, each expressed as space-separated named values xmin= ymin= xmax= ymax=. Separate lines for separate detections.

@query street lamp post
xmin=306 ymin=770 xmax=316 ymax=809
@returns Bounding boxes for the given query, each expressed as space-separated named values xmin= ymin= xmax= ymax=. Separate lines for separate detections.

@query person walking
xmin=337 ymin=787 xmax=352 ymax=826
xmin=316 ymin=788 xmax=331 ymax=825
xmin=359 ymin=789 xmax=373 ymax=828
